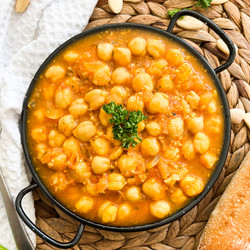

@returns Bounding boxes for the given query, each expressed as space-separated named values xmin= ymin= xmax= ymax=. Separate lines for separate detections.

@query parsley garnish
xmin=102 ymin=102 xmax=147 ymax=149
xmin=168 ymin=9 xmax=182 ymax=19
xmin=195 ymin=0 xmax=212 ymax=8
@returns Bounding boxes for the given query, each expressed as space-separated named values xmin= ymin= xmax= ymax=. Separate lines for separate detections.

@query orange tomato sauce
xmin=26 ymin=28 xmax=224 ymax=226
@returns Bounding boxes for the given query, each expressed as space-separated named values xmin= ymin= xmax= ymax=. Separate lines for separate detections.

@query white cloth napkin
xmin=0 ymin=0 xmax=97 ymax=248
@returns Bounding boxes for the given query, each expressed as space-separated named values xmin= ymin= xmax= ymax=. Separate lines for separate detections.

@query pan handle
xmin=167 ymin=9 xmax=236 ymax=74
xmin=15 ymin=183 xmax=85 ymax=249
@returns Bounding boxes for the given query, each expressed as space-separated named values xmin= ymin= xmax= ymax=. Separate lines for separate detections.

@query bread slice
xmin=198 ymin=151 xmax=250 ymax=250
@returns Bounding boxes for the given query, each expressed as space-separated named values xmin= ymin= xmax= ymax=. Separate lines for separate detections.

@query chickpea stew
xmin=27 ymin=28 xmax=224 ymax=226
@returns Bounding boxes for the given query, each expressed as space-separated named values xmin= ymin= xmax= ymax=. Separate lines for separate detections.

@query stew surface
xmin=27 ymin=28 xmax=224 ymax=226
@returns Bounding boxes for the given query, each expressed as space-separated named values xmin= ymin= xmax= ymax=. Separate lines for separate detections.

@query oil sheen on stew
xmin=27 ymin=28 xmax=224 ymax=226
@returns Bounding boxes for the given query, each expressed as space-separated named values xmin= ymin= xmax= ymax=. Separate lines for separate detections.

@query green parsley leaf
xmin=102 ymin=102 xmax=147 ymax=149
xmin=195 ymin=0 xmax=212 ymax=8
xmin=168 ymin=9 xmax=182 ymax=18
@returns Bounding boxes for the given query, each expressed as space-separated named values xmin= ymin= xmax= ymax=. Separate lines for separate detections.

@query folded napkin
xmin=0 ymin=0 xmax=97 ymax=248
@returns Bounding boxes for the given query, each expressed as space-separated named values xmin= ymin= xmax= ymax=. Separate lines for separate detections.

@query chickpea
xmin=199 ymin=92 xmax=213 ymax=110
xmin=142 ymin=178 xmax=164 ymax=200
xmin=132 ymin=72 xmax=153 ymax=92
xmin=50 ymin=172 xmax=69 ymax=191
xmin=37 ymin=143 xmax=47 ymax=160
xmin=65 ymin=76 xmax=82 ymax=89
xmin=91 ymin=156 xmax=110 ymax=174
xmin=93 ymin=65 xmax=111 ymax=86
xmin=108 ymin=173 xmax=126 ymax=191
xmin=99 ymin=108 xmax=112 ymax=127
xmin=167 ymin=117 xmax=184 ymax=138
xmin=200 ymin=152 xmax=217 ymax=169
xmin=148 ymin=59 xmax=168 ymax=76
xmin=125 ymin=186 xmax=141 ymax=202
xmin=146 ymin=121 xmax=162 ymax=136
xmin=48 ymin=130 xmax=66 ymax=147
xmin=31 ymin=127 xmax=47 ymax=142
xmin=92 ymin=137 xmax=110 ymax=156
xmin=55 ymin=88 xmax=72 ymax=109
xmin=163 ymin=147 xmax=180 ymax=160
xmin=58 ymin=115 xmax=77 ymax=136
xmin=111 ymin=67 xmax=130 ymax=85
xmin=43 ymin=85 xmax=56 ymax=100
xmin=118 ymin=154 xmax=137 ymax=173
xmin=182 ymin=140 xmax=195 ymax=160
xmin=207 ymin=100 xmax=217 ymax=114
xmin=170 ymin=187 xmax=187 ymax=203
xmin=107 ymin=86 xmax=127 ymax=104
xmin=33 ymin=109 xmax=44 ymax=122
xmin=64 ymin=51 xmax=79 ymax=63
xmin=205 ymin=117 xmax=222 ymax=134
xmin=193 ymin=132 xmax=209 ymax=154
xmin=69 ymin=98 xmax=88 ymax=116
xmin=117 ymin=204 xmax=131 ymax=220
xmin=73 ymin=121 xmax=96 ymax=142
xmin=84 ymin=89 xmax=108 ymax=110
xmin=45 ymin=65 xmax=65 ymax=82
xmin=69 ymin=162 xmax=91 ymax=183
xmin=128 ymin=37 xmax=146 ymax=56
xmin=140 ymin=137 xmax=160 ymax=156
xmin=63 ymin=136 xmax=80 ymax=153
xmin=147 ymin=39 xmax=165 ymax=58
xmin=150 ymin=201 xmax=171 ymax=218
xmin=165 ymin=49 xmax=185 ymax=67
xmin=158 ymin=74 xmax=174 ymax=92
xmin=49 ymin=153 xmax=67 ymax=171
xmin=127 ymin=95 xmax=144 ymax=111
xmin=97 ymin=43 xmax=114 ymax=61
xmin=180 ymin=175 xmax=204 ymax=196
xmin=99 ymin=202 xmax=117 ymax=223
xmin=98 ymin=201 xmax=111 ymax=218
xmin=181 ymin=99 xmax=191 ymax=114
xmin=186 ymin=116 xmax=204 ymax=134
xmin=147 ymin=93 xmax=169 ymax=114
xmin=137 ymin=121 xmax=145 ymax=133
xmin=75 ymin=197 xmax=94 ymax=213
xmin=113 ymin=48 xmax=131 ymax=66
xmin=185 ymin=91 xmax=200 ymax=109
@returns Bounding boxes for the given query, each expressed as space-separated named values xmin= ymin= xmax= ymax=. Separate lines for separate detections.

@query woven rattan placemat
xmin=35 ymin=0 xmax=250 ymax=249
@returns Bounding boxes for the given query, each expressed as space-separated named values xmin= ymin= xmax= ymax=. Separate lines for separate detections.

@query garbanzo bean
xmin=132 ymin=72 xmax=153 ymax=92
xmin=75 ymin=197 xmax=94 ymax=213
xmin=147 ymin=93 xmax=169 ymax=114
xmin=58 ymin=115 xmax=77 ymax=137
xmin=69 ymin=162 xmax=91 ymax=183
xmin=170 ymin=187 xmax=187 ymax=203
xmin=64 ymin=51 xmax=79 ymax=63
xmin=185 ymin=91 xmax=200 ymax=109
xmin=186 ymin=116 xmax=204 ymax=134
xmin=107 ymin=86 xmax=127 ymax=104
xmin=158 ymin=74 xmax=174 ymax=91
xmin=146 ymin=121 xmax=161 ymax=136
xmin=48 ymin=153 xmax=67 ymax=171
xmin=140 ymin=137 xmax=160 ymax=156
xmin=113 ymin=48 xmax=131 ymax=66
xmin=150 ymin=201 xmax=171 ymax=218
xmin=118 ymin=154 xmax=137 ymax=173
xmin=125 ymin=186 xmax=141 ymax=202
xmin=48 ymin=130 xmax=66 ymax=147
xmin=92 ymin=137 xmax=110 ymax=156
xmin=55 ymin=88 xmax=72 ymax=109
xmin=45 ymin=65 xmax=65 ymax=82
xmin=200 ymin=152 xmax=217 ymax=169
xmin=117 ymin=204 xmax=131 ymax=220
xmin=165 ymin=49 xmax=185 ymax=67
xmin=63 ymin=136 xmax=80 ymax=154
xmin=193 ymin=132 xmax=210 ymax=154
xmin=69 ymin=98 xmax=88 ymax=116
xmin=137 ymin=121 xmax=145 ymax=133
xmin=93 ymin=65 xmax=111 ymax=86
xmin=99 ymin=108 xmax=112 ymax=127
xmin=142 ymin=178 xmax=164 ymax=200
xmin=127 ymin=95 xmax=144 ymax=111
xmin=180 ymin=175 xmax=204 ymax=196
xmin=147 ymin=39 xmax=165 ymax=58
xmin=31 ymin=127 xmax=47 ymax=142
xmin=182 ymin=140 xmax=195 ymax=160
xmin=97 ymin=43 xmax=114 ymax=61
xmin=167 ymin=117 xmax=184 ymax=138
xmin=73 ymin=121 xmax=96 ymax=142
xmin=111 ymin=67 xmax=130 ymax=85
xmin=91 ymin=156 xmax=110 ymax=174
xmin=108 ymin=173 xmax=126 ymax=191
xmin=84 ymin=89 xmax=108 ymax=110
xmin=128 ymin=37 xmax=146 ymax=56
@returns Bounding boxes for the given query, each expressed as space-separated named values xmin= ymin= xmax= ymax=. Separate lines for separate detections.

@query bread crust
xmin=198 ymin=151 xmax=250 ymax=250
